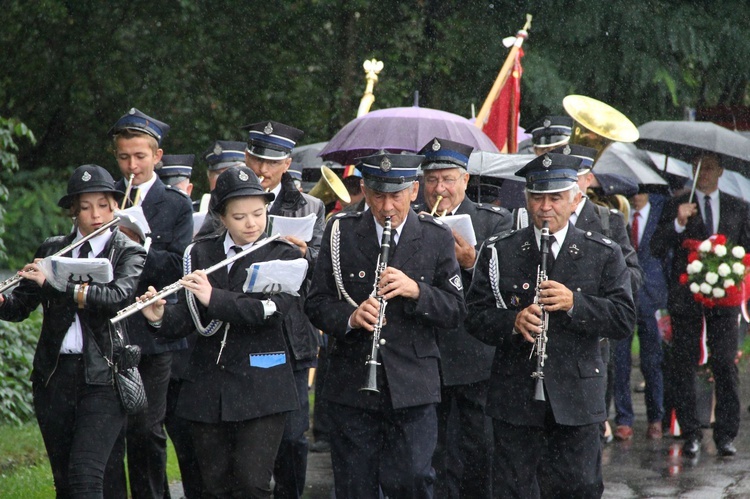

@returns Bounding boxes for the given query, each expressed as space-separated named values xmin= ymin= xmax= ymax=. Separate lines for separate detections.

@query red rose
xmin=687 ymin=251 xmax=699 ymax=263
xmin=743 ymin=254 xmax=750 ymax=266
xmin=682 ymin=239 xmax=702 ymax=251
xmin=679 ymin=273 xmax=689 ymax=285
xmin=714 ymin=234 xmax=727 ymax=245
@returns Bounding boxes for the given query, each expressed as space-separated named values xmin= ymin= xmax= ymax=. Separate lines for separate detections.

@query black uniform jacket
xmin=414 ymin=197 xmax=512 ymax=386
xmin=651 ymin=191 xmax=750 ymax=317
xmin=0 ymin=229 xmax=146 ymax=386
xmin=306 ymin=209 xmax=467 ymax=410
xmin=576 ymin=197 xmax=643 ymax=293
xmin=155 ymin=233 xmax=300 ymax=423
xmin=115 ymin=177 xmax=194 ymax=355
xmin=466 ymin=223 xmax=635 ymax=427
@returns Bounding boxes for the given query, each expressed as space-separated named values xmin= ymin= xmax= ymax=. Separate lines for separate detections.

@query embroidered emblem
xmin=263 ymin=122 xmax=274 ymax=134
xmin=358 ymin=271 xmax=366 ymax=278
xmin=542 ymin=156 xmax=552 ymax=168
xmin=380 ymin=157 xmax=392 ymax=172
xmin=239 ymin=170 xmax=249 ymax=181
xmin=213 ymin=144 xmax=223 ymax=156
xmin=449 ymin=274 xmax=463 ymax=291
xmin=522 ymin=282 xmax=530 ymax=290
xmin=432 ymin=138 xmax=441 ymax=151
xmin=510 ymin=295 xmax=520 ymax=307
xmin=81 ymin=171 xmax=92 ymax=182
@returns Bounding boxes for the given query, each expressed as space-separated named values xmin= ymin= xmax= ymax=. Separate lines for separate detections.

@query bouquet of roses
xmin=680 ymin=234 xmax=750 ymax=307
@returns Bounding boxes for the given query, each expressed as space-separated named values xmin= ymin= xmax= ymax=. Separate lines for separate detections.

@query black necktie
xmin=704 ymin=195 xmax=714 ymax=235
xmin=231 ymin=245 xmax=244 ymax=257
xmin=77 ymin=241 xmax=92 ymax=259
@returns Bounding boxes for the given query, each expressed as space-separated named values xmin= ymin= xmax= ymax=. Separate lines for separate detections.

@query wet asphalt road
xmin=171 ymin=360 xmax=750 ymax=498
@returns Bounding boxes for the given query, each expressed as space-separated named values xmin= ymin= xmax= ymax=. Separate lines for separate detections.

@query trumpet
xmin=429 ymin=195 xmax=443 ymax=216
xmin=530 ymin=221 xmax=550 ymax=401
xmin=360 ymin=216 xmax=392 ymax=393
xmin=0 ymin=215 xmax=124 ymax=294
xmin=257 ymin=175 xmax=270 ymax=193
xmin=110 ymin=234 xmax=281 ymax=324
xmin=121 ymin=174 xmax=135 ymax=209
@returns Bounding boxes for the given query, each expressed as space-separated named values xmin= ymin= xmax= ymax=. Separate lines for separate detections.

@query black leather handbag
xmin=111 ymin=323 xmax=148 ymax=415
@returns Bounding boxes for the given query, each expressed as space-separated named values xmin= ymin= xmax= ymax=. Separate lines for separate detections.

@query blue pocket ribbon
xmin=249 ymin=351 xmax=286 ymax=368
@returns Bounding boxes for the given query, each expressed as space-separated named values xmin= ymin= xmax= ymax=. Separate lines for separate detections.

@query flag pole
xmin=475 ymin=14 xmax=532 ymax=129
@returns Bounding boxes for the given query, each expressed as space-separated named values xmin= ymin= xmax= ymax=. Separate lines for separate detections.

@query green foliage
xmin=0 ymin=167 xmax=71 ymax=269
xmin=0 ymin=311 xmax=40 ymax=425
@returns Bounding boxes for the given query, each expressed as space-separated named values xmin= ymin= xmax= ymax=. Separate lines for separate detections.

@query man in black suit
xmin=105 ymin=108 xmax=194 ymax=498
xmin=306 ymin=152 xmax=466 ymax=498
xmin=466 ymin=153 xmax=635 ymax=498
xmin=413 ymin=137 xmax=511 ymax=498
xmin=651 ymin=152 xmax=750 ymax=457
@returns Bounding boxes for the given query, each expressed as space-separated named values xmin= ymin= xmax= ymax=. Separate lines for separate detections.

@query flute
xmin=110 ymin=234 xmax=281 ymax=324
xmin=0 ymin=216 xmax=123 ymax=294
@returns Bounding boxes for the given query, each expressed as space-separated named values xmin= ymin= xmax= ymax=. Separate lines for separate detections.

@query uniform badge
xmin=264 ymin=122 xmax=274 ymax=134
xmin=542 ymin=155 xmax=552 ymax=168
xmin=128 ymin=108 xmax=136 ymax=115
xmin=449 ymin=274 xmax=463 ymax=291
xmin=569 ymin=243 xmax=580 ymax=255
xmin=521 ymin=241 xmax=531 ymax=251
xmin=510 ymin=295 xmax=520 ymax=307
xmin=358 ymin=271 xmax=366 ymax=278
xmin=213 ymin=144 xmax=223 ymax=156
xmin=239 ymin=170 xmax=249 ymax=181
xmin=543 ymin=118 xmax=551 ymax=128
xmin=82 ymin=171 xmax=92 ymax=182
xmin=522 ymin=282 xmax=530 ymax=290
xmin=432 ymin=138 xmax=441 ymax=151
xmin=380 ymin=157 xmax=392 ymax=172
xmin=563 ymin=144 xmax=571 ymax=155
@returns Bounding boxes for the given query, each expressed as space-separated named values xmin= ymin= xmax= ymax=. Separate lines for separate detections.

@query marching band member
xmin=306 ymin=152 xmax=465 ymax=498
xmin=466 ymin=153 xmax=635 ymax=498
xmin=140 ymin=166 xmax=301 ymax=498
xmin=0 ymin=165 xmax=146 ymax=498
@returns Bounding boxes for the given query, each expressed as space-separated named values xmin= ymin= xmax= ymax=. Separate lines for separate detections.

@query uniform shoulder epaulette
xmin=476 ymin=203 xmax=508 ymax=216
xmin=164 ymin=184 xmax=191 ymax=199
xmin=417 ymin=213 xmax=449 ymax=229
xmin=486 ymin=228 xmax=516 ymax=244
xmin=584 ymin=230 xmax=616 ymax=249
xmin=334 ymin=210 xmax=363 ymax=220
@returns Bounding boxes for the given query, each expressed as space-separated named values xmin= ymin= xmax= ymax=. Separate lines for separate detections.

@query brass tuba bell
xmin=563 ymin=95 xmax=639 ymax=162
xmin=308 ymin=165 xmax=351 ymax=205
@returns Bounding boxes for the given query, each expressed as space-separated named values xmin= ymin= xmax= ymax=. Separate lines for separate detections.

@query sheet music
xmin=440 ymin=214 xmax=477 ymax=247
xmin=38 ymin=256 xmax=114 ymax=292
xmin=267 ymin=213 xmax=316 ymax=241
xmin=242 ymin=258 xmax=309 ymax=296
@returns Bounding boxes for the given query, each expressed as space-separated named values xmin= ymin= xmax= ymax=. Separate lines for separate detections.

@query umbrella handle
xmin=688 ymin=157 xmax=702 ymax=204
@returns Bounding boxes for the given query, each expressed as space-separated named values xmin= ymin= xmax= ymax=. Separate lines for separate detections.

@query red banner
xmin=481 ymin=48 xmax=524 ymax=153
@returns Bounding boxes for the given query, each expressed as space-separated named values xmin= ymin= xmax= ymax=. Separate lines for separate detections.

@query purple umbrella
xmin=319 ymin=106 xmax=499 ymax=165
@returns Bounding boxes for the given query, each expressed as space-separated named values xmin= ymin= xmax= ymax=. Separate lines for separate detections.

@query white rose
xmin=705 ymin=272 xmax=719 ymax=285
xmin=718 ymin=263 xmax=731 ymax=277
xmin=690 ymin=283 xmax=701 ymax=293
xmin=724 ymin=279 xmax=736 ymax=289
xmin=700 ymin=283 xmax=713 ymax=295
xmin=713 ymin=288 xmax=726 ymax=298
xmin=732 ymin=246 xmax=746 ymax=259
xmin=691 ymin=260 xmax=704 ymax=273
xmin=699 ymin=240 xmax=712 ymax=252
xmin=733 ymin=262 xmax=745 ymax=275
xmin=714 ymin=245 xmax=727 ymax=257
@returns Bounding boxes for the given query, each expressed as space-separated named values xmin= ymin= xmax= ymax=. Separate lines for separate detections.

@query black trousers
xmin=329 ymin=401 xmax=437 ymax=499
xmin=312 ymin=336 xmax=334 ymax=443
xmin=34 ymin=355 xmax=126 ymax=499
xmin=190 ymin=413 xmax=286 ymax=498
xmin=273 ymin=368 xmax=310 ymax=498
xmin=492 ymin=414 xmax=603 ymax=499
xmin=434 ymin=380 xmax=492 ymax=499
xmin=164 ymin=377 xmax=203 ymax=498
xmin=104 ymin=351 xmax=172 ymax=499
xmin=671 ymin=310 xmax=740 ymax=444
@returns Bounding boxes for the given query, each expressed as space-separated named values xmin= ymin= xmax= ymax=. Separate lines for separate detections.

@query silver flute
xmin=530 ymin=221 xmax=550 ymax=402
xmin=110 ymin=234 xmax=281 ymax=324
xmin=360 ymin=216 xmax=392 ymax=393
xmin=0 ymin=215 xmax=123 ymax=294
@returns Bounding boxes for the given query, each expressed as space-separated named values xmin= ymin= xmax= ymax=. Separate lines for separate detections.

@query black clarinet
xmin=531 ymin=221 xmax=550 ymax=401
xmin=360 ymin=216 xmax=392 ymax=393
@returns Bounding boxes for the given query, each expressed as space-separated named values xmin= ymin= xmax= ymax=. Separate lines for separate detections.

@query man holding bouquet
xmin=651 ymin=152 xmax=750 ymax=458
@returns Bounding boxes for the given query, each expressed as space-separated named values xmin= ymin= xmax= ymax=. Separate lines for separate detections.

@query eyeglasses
xmin=424 ymin=176 xmax=460 ymax=187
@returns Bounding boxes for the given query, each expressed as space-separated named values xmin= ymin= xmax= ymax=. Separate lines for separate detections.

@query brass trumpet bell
xmin=563 ymin=95 xmax=639 ymax=161
xmin=308 ymin=165 xmax=351 ymax=205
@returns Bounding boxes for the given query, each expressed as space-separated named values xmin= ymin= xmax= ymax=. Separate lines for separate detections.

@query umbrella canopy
xmin=291 ymin=141 xmax=330 ymax=168
xmin=637 ymin=121 xmax=750 ymax=174
xmin=319 ymin=106 xmax=499 ymax=165
xmin=595 ymin=142 xmax=667 ymax=186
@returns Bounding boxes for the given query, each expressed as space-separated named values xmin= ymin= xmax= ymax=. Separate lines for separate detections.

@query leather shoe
xmin=682 ymin=438 xmax=701 ymax=457
xmin=614 ymin=425 xmax=633 ymax=441
xmin=717 ymin=441 xmax=737 ymax=457
xmin=646 ymin=422 xmax=663 ymax=440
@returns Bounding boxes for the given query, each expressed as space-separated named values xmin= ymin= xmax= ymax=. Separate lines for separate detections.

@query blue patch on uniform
xmin=249 ymin=351 xmax=287 ymax=368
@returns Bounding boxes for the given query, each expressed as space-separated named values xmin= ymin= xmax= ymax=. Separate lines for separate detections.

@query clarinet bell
xmin=534 ymin=379 xmax=546 ymax=402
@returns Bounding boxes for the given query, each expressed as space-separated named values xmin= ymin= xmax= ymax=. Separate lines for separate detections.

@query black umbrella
xmin=637 ymin=121 xmax=750 ymax=175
